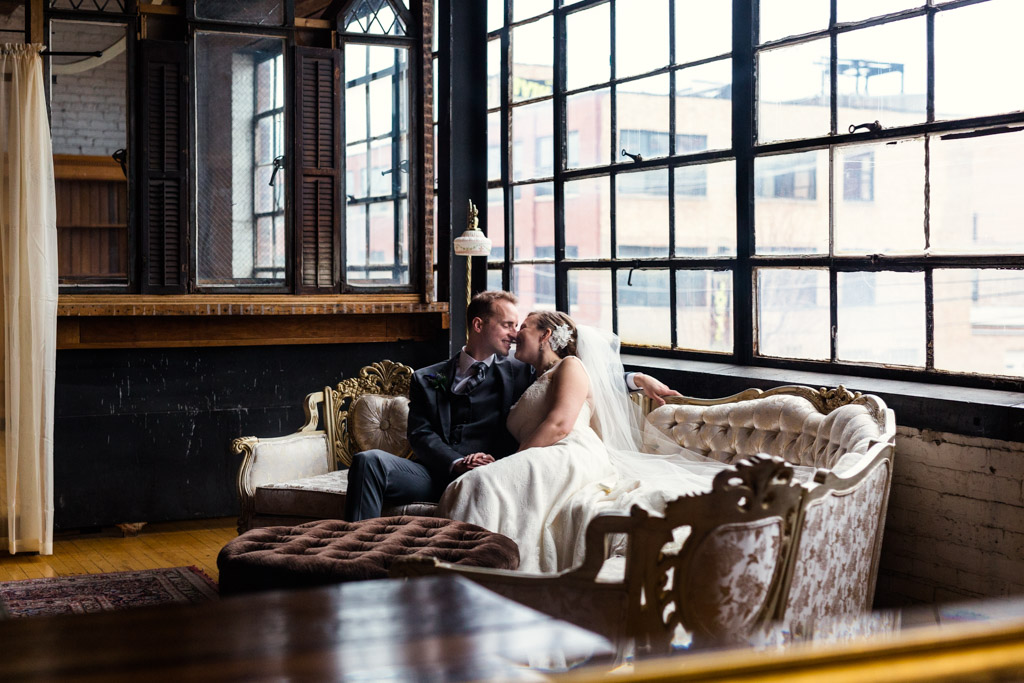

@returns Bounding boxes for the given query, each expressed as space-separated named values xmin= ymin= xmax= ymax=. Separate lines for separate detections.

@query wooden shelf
xmin=56 ymin=295 xmax=451 ymax=349
xmin=53 ymin=154 xmax=125 ymax=182
xmin=58 ymin=294 xmax=448 ymax=317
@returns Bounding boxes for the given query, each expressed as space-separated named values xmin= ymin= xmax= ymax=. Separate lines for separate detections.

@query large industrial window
xmin=488 ymin=0 xmax=1024 ymax=387
xmin=47 ymin=0 xmax=429 ymax=296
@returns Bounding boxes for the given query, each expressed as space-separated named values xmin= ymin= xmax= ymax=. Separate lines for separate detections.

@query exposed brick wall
xmin=49 ymin=22 xmax=127 ymax=156
xmin=876 ymin=426 xmax=1024 ymax=606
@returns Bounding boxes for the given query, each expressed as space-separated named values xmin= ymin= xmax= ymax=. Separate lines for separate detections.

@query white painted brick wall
xmin=876 ymin=426 xmax=1024 ymax=606
xmin=49 ymin=22 xmax=127 ymax=156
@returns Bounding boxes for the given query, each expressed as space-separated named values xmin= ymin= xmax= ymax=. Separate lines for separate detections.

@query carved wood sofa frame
xmin=234 ymin=360 xmax=413 ymax=532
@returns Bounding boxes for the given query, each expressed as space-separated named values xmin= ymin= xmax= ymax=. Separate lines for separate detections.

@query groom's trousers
xmin=344 ymin=449 xmax=446 ymax=521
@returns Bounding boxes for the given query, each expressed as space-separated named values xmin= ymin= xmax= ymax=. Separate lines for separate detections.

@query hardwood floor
xmin=0 ymin=518 xmax=238 ymax=583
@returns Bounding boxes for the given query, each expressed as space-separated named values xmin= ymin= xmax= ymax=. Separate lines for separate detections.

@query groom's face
xmin=473 ymin=300 xmax=520 ymax=357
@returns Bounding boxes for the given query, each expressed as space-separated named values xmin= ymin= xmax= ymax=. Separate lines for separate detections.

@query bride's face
xmin=514 ymin=316 xmax=548 ymax=365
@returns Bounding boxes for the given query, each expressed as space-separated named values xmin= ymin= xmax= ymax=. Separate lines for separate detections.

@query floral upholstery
xmin=783 ymin=462 xmax=890 ymax=626
xmin=646 ymin=395 xmax=886 ymax=470
xmin=686 ymin=519 xmax=782 ymax=636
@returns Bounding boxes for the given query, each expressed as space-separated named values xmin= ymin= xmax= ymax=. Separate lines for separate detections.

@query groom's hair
xmin=468 ymin=290 xmax=518 ymax=322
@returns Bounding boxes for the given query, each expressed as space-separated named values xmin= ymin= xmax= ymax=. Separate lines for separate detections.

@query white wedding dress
xmin=439 ymin=354 xmax=727 ymax=574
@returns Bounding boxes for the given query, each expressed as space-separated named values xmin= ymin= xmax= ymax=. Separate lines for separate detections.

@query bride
xmin=439 ymin=310 xmax=728 ymax=573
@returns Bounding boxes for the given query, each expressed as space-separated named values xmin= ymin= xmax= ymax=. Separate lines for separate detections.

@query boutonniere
xmin=427 ymin=372 xmax=448 ymax=392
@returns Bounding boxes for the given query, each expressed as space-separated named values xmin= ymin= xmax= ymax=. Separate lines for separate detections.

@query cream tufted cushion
xmin=645 ymin=395 xmax=886 ymax=470
xmin=350 ymin=394 xmax=412 ymax=457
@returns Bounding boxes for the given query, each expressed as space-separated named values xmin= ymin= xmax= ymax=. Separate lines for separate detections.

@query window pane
xmin=759 ymin=0 xmax=829 ymax=44
xmin=513 ymin=0 xmax=552 ymax=22
xmin=566 ymin=2 xmax=610 ymax=91
xmin=512 ymin=99 xmax=552 ymax=181
xmin=837 ymin=271 xmax=925 ymax=367
xmin=930 ymin=130 xmax=1024 ymax=255
xmin=935 ymin=0 xmax=1024 ymax=121
xmin=195 ymin=0 xmax=284 ymax=25
xmin=513 ymin=263 xmax=557 ymax=312
xmin=616 ymin=0 xmax=669 ymax=79
xmin=487 ymin=38 xmax=501 ymax=109
xmin=566 ymin=88 xmax=610 ymax=169
xmin=677 ymin=270 xmax=732 ymax=353
xmin=754 ymin=150 xmax=828 ymax=255
xmin=934 ymin=269 xmax=1024 ymax=377
xmin=512 ymin=17 xmax=553 ymax=102
xmin=676 ymin=0 xmax=730 ymax=64
xmin=343 ymin=0 xmax=406 ymax=36
xmin=345 ymin=200 xmax=408 ymax=284
xmin=488 ymin=0 xmax=505 ymax=32
xmin=676 ymin=161 xmax=736 ymax=257
xmin=346 ymin=204 xmax=367 ymax=279
xmin=837 ymin=18 xmax=926 ymax=132
xmin=50 ymin=20 xmax=129 ymax=286
xmin=617 ymin=74 xmax=670 ymax=163
xmin=676 ymin=59 xmax=732 ymax=152
xmin=834 ymin=139 xmax=924 ymax=254
xmin=513 ymin=182 xmax=554 ymax=260
xmin=756 ymin=268 xmax=830 ymax=360
xmin=838 ymin=0 xmax=917 ymax=23
xmin=565 ymin=175 xmax=611 ymax=260
xmin=488 ymin=111 xmax=501 ymax=181
xmin=487 ymin=187 xmax=506 ymax=262
xmin=195 ymin=32 xmax=286 ymax=285
xmin=616 ymin=169 xmax=669 ymax=258
xmin=617 ymin=269 xmax=670 ymax=347
xmin=568 ymin=270 xmax=613 ymax=332
xmin=758 ymin=39 xmax=831 ymax=143
xmin=488 ymin=267 xmax=504 ymax=292
xmin=345 ymin=44 xmax=411 ymax=287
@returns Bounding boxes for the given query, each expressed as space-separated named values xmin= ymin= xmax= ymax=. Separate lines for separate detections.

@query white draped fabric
xmin=1 ymin=44 xmax=58 ymax=555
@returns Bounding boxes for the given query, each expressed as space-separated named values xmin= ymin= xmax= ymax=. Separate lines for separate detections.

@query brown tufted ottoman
xmin=217 ymin=517 xmax=519 ymax=595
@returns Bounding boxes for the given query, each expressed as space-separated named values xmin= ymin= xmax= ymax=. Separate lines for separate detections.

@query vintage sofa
xmin=234 ymin=366 xmax=895 ymax=651
xmin=393 ymin=385 xmax=896 ymax=653
xmin=233 ymin=360 xmax=431 ymax=532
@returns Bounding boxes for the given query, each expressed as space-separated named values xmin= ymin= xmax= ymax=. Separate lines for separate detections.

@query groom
xmin=343 ymin=290 xmax=679 ymax=521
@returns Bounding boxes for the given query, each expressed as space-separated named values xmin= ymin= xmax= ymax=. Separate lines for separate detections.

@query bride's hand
xmin=632 ymin=373 xmax=682 ymax=406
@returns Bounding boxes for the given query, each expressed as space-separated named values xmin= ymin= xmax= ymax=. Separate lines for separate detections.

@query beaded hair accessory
xmin=548 ymin=323 xmax=572 ymax=352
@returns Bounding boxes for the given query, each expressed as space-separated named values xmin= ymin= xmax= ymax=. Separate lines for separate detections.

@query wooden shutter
xmin=294 ymin=47 xmax=341 ymax=293
xmin=138 ymin=40 xmax=188 ymax=293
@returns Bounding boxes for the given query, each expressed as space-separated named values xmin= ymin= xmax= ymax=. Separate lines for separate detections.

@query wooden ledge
xmin=58 ymin=295 xmax=449 ymax=317
xmin=56 ymin=296 xmax=450 ymax=349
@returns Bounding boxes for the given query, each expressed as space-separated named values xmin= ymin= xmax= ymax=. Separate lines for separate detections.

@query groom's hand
xmin=633 ymin=373 xmax=683 ymax=407
xmin=453 ymin=452 xmax=495 ymax=475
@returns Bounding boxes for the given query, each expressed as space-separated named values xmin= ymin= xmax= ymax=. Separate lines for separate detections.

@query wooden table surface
xmin=0 ymin=575 xmax=614 ymax=681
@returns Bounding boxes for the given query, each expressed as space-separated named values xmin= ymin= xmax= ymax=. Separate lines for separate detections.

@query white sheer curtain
xmin=1 ymin=44 xmax=58 ymax=555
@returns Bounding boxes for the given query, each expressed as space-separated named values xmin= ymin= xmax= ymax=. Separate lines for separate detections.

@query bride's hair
xmin=529 ymin=310 xmax=578 ymax=358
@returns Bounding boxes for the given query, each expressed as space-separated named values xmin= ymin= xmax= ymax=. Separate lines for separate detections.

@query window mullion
xmin=733 ymin=0 xmax=755 ymax=365
xmin=554 ymin=6 xmax=568 ymax=313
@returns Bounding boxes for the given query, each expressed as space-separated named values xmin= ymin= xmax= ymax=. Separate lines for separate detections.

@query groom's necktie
xmin=460 ymin=361 xmax=488 ymax=394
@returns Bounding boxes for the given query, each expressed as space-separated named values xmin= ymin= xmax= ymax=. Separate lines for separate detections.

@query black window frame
xmin=485 ymin=0 xmax=1024 ymax=392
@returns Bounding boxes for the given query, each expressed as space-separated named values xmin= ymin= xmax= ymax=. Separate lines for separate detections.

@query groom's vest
xmin=448 ymin=366 xmax=516 ymax=459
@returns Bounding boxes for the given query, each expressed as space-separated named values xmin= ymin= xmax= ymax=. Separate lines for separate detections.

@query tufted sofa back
xmin=645 ymin=391 xmax=890 ymax=472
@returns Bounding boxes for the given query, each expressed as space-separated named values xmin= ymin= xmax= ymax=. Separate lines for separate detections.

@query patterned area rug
xmin=0 ymin=566 xmax=219 ymax=618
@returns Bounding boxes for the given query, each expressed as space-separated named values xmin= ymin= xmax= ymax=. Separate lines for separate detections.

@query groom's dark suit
xmin=344 ymin=352 xmax=534 ymax=521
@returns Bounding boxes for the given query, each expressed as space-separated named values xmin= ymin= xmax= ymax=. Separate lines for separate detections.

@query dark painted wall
xmin=54 ymin=336 xmax=447 ymax=530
